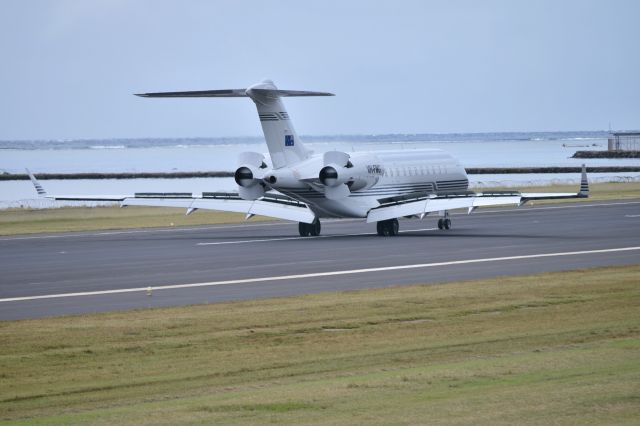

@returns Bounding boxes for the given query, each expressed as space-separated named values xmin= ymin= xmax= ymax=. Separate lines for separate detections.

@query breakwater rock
xmin=3 ymin=167 xmax=640 ymax=181
xmin=0 ymin=171 xmax=234 ymax=181
xmin=572 ymin=151 xmax=640 ymax=159
xmin=465 ymin=166 xmax=640 ymax=174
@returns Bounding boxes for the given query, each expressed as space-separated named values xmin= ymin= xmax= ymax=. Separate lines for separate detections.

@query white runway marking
xmin=625 ymin=214 xmax=640 ymax=218
xmin=0 ymin=222 xmax=290 ymax=241
xmin=0 ymin=219 xmax=360 ymax=241
xmin=2 ymin=246 xmax=638 ymax=303
xmin=1 ymin=200 xmax=638 ymax=242
xmin=196 ymin=227 xmax=438 ymax=246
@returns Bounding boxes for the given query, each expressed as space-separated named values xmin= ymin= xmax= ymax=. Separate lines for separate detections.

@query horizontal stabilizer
xmin=135 ymin=89 xmax=334 ymax=98
xmin=271 ymin=90 xmax=334 ymax=97
xmin=136 ymin=89 xmax=247 ymax=98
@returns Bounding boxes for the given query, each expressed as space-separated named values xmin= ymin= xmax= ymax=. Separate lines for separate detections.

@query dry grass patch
xmin=1 ymin=265 xmax=639 ymax=424
xmin=0 ymin=206 xmax=273 ymax=235
xmin=471 ymin=181 xmax=640 ymax=204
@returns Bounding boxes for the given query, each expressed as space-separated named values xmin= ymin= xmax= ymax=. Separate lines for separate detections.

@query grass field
xmin=1 ymin=181 xmax=639 ymax=236
xmin=1 ymin=265 xmax=639 ymax=425
xmin=0 ymin=207 xmax=273 ymax=235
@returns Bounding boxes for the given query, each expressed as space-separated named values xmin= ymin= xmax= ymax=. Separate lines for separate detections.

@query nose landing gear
xmin=298 ymin=218 xmax=321 ymax=237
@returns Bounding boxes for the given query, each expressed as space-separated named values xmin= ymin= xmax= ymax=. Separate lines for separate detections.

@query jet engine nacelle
xmin=234 ymin=165 xmax=261 ymax=188
xmin=319 ymin=164 xmax=348 ymax=187
xmin=316 ymin=151 xmax=381 ymax=199
xmin=235 ymin=152 xmax=268 ymax=200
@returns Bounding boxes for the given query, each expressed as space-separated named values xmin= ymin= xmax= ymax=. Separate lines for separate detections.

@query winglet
xmin=578 ymin=164 xmax=589 ymax=198
xmin=26 ymin=168 xmax=47 ymax=197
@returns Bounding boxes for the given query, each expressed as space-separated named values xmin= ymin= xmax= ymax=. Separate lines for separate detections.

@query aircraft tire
xmin=437 ymin=218 xmax=444 ymax=230
xmin=389 ymin=218 xmax=399 ymax=236
xmin=310 ymin=219 xmax=321 ymax=236
xmin=377 ymin=219 xmax=399 ymax=236
xmin=444 ymin=218 xmax=451 ymax=230
xmin=298 ymin=222 xmax=311 ymax=237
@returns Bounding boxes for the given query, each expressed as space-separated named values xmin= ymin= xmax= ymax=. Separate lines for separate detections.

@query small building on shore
xmin=608 ymin=132 xmax=640 ymax=151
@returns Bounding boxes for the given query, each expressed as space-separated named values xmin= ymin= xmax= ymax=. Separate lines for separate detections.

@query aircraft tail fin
xmin=136 ymin=80 xmax=334 ymax=169
xmin=135 ymin=89 xmax=333 ymax=98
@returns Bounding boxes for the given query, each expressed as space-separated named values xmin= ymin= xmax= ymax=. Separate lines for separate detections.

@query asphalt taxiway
xmin=1 ymin=199 xmax=639 ymax=320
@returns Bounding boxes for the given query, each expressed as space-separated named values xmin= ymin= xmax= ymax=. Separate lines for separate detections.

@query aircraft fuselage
xmin=270 ymin=149 xmax=468 ymax=218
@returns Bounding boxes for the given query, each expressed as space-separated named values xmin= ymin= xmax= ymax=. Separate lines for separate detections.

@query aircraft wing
xmin=124 ymin=192 xmax=316 ymax=223
xmin=367 ymin=192 xmax=518 ymax=223
xmin=26 ymin=170 xmax=316 ymax=224
xmin=367 ymin=165 xmax=589 ymax=223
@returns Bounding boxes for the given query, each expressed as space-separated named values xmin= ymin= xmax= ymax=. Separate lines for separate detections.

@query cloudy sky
xmin=1 ymin=0 xmax=638 ymax=139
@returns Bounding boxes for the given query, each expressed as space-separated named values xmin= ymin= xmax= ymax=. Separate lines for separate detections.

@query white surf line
xmin=2 ymin=246 xmax=639 ymax=303
xmin=196 ymin=227 xmax=438 ymax=246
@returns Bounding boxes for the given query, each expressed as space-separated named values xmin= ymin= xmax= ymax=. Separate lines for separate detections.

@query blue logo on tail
xmin=285 ymin=135 xmax=294 ymax=146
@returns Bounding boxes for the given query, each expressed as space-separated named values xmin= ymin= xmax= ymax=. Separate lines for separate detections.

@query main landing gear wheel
xmin=376 ymin=218 xmax=399 ymax=236
xmin=298 ymin=219 xmax=321 ymax=237
xmin=437 ymin=216 xmax=452 ymax=230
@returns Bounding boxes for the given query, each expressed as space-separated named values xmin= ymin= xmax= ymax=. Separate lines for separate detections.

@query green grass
xmin=0 ymin=206 xmax=273 ymax=235
xmin=1 ymin=181 xmax=639 ymax=236
xmin=1 ymin=265 xmax=639 ymax=425
xmin=470 ymin=181 xmax=640 ymax=202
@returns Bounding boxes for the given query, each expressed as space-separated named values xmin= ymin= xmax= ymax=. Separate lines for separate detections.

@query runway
xmin=1 ymin=199 xmax=639 ymax=320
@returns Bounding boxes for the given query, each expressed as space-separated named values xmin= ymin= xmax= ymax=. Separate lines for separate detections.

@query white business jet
xmin=29 ymin=80 xmax=589 ymax=237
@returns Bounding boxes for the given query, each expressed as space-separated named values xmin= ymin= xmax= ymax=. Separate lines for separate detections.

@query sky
xmin=1 ymin=0 xmax=639 ymax=140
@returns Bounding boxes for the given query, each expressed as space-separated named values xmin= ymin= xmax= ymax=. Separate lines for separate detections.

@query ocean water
xmin=0 ymin=131 xmax=625 ymax=174
xmin=2 ymin=132 xmax=639 ymax=208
